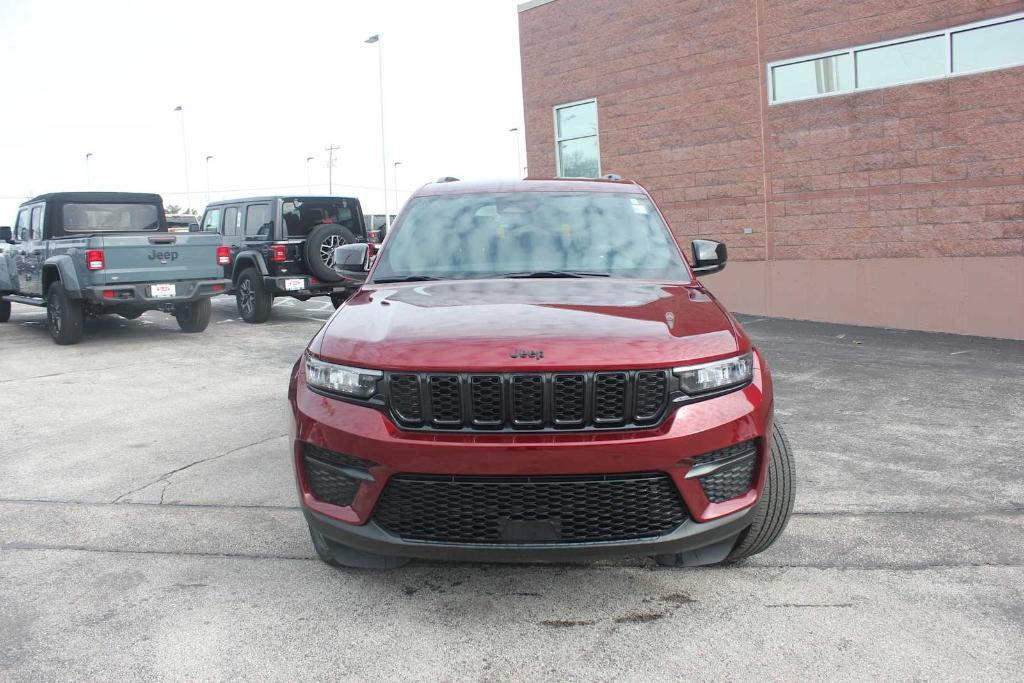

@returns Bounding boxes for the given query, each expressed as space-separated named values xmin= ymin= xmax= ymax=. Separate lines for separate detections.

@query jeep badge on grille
xmin=510 ymin=349 xmax=544 ymax=359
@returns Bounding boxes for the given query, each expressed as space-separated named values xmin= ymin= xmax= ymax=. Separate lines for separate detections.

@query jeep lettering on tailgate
xmin=149 ymin=250 xmax=179 ymax=262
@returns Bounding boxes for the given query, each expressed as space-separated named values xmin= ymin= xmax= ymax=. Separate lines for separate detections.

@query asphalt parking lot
xmin=1 ymin=296 xmax=1022 ymax=680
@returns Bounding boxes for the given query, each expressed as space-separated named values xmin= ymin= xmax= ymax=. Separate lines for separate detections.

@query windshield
xmin=371 ymin=192 xmax=690 ymax=282
xmin=62 ymin=203 xmax=160 ymax=232
xmin=282 ymin=198 xmax=361 ymax=238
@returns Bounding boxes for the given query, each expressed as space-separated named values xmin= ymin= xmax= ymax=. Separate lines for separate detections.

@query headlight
xmin=674 ymin=352 xmax=753 ymax=395
xmin=304 ymin=354 xmax=382 ymax=398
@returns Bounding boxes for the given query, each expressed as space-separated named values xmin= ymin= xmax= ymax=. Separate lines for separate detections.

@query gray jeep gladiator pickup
xmin=0 ymin=192 xmax=230 ymax=344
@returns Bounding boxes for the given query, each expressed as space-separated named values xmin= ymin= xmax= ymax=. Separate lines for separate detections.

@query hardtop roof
xmin=23 ymin=192 xmax=164 ymax=207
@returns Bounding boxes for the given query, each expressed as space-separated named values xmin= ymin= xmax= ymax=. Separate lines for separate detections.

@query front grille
xmin=692 ymin=441 xmax=758 ymax=503
xmin=302 ymin=444 xmax=373 ymax=508
xmin=374 ymin=473 xmax=687 ymax=544
xmin=385 ymin=370 xmax=670 ymax=431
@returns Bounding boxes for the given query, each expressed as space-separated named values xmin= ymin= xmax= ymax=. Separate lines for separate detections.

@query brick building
xmin=518 ymin=0 xmax=1024 ymax=339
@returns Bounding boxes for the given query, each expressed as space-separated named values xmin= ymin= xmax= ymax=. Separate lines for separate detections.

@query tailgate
xmin=97 ymin=233 xmax=223 ymax=285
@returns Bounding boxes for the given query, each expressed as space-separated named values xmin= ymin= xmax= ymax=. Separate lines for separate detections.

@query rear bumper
xmin=261 ymin=275 xmax=348 ymax=296
xmin=82 ymin=278 xmax=230 ymax=305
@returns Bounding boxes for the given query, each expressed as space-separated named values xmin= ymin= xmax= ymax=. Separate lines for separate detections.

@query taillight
xmin=271 ymin=244 xmax=288 ymax=262
xmin=86 ymin=249 xmax=105 ymax=271
xmin=216 ymin=246 xmax=231 ymax=265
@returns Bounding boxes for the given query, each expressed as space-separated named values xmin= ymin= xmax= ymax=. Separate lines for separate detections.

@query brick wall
xmin=519 ymin=0 xmax=1024 ymax=264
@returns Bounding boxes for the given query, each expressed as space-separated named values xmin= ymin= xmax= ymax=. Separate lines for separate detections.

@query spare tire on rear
xmin=304 ymin=224 xmax=357 ymax=282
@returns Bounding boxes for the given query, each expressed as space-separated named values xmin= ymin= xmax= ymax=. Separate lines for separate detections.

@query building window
xmin=772 ymin=53 xmax=852 ymax=102
xmin=769 ymin=13 xmax=1024 ymax=104
xmin=554 ymin=99 xmax=600 ymax=178
xmin=855 ymin=35 xmax=946 ymax=90
xmin=952 ymin=18 xmax=1024 ymax=73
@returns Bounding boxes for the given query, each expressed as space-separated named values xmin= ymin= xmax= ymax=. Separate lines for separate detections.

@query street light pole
xmin=306 ymin=156 xmax=314 ymax=193
xmin=173 ymin=106 xmax=192 ymax=212
xmin=85 ymin=153 xmax=93 ymax=188
xmin=393 ymin=161 xmax=401 ymax=214
xmin=509 ymin=127 xmax=522 ymax=178
xmin=365 ymin=34 xmax=389 ymax=229
xmin=205 ymin=155 xmax=214 ymax=204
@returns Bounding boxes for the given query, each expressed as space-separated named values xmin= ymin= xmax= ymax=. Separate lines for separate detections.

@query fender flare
xmin=232 ymin=249 xmax=270 ymax=282
xmin=42 ymin=255 xmax=84 ymax=298
xmin=0 ymin=251 xmax=16 ymax=293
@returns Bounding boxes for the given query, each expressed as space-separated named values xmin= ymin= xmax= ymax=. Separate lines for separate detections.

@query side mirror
xmin=0 ymin=226 xmax=11 ymax=242
xmin=333 ymin=243 xmax=371 ymax=282
xmin=691 ymin=239 xmax=727 ymax=275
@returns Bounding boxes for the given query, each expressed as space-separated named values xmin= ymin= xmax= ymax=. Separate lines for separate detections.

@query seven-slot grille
xmin=386 ymin=370 xmax=670 ymax=431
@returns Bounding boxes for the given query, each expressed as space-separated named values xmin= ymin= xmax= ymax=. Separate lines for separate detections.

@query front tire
xmin=724 ymin=423 xmax=796 ymax=562
xmin=0 ymin=299 xmax=10 ymax=323
xmin=174 ymin=298 xmax=211 ymax=333
xmin=308 ymin=527 xmax=410 ymax=570
xmin=46 ymin=282 xmax=84 ymax=345
xmin=235 ymin=268 xmax=272 ymax=323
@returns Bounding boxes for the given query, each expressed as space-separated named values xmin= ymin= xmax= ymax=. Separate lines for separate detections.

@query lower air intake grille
xmin=303 ymin=444 xmax=373 ymax=508
xmin=373 ymin=473 xmax=688 ymax=544
xmin=692 ymin=441 xmax=758 ymax=503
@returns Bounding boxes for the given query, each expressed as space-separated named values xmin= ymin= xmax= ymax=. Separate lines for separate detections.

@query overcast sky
xmin=0 ymin=0 xmax=526 ymax=221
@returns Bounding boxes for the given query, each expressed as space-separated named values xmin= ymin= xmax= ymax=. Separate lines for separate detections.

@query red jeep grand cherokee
xmin=288 ymin=178 xmax=795 ymax=569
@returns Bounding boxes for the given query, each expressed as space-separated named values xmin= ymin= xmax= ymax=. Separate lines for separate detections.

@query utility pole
xmin=306 ymin=156 xmax=315 ymax=193
xmin=325 ymin=145 xmax=340 ymax=195
xmin=85 ymin=153 xmax=93 ymax=188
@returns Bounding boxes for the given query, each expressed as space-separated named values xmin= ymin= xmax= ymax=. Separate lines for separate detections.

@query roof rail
xmin=435 ymin=176 xmax=461 ymax=183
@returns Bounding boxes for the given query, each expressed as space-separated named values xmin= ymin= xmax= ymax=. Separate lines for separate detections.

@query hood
xmin=314 ymin=279 xmax=746 ymax=372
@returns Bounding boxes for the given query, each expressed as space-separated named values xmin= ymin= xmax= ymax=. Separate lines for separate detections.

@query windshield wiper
xmin=499 ymin=270 xmax=611 ymax=279
xmin=373 ymin=275 xmax=443 ymax=283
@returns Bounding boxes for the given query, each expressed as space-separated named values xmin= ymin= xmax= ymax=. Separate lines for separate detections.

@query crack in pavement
xmin=2 ymin=543 xmax=1023 ymax=571
xmin=1 ymin=496 xmax=1021 ymax=517
xmin=109 ymin=433 xmax=288 ymax=504
xmin=0 ymin=498 xmax=299 ymax=511
xmin=0 ymin=361 xmax=154 ymax=385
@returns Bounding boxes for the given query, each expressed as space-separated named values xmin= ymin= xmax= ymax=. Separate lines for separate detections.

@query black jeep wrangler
xmin=200 ymin=196 xmax=366 ymax=323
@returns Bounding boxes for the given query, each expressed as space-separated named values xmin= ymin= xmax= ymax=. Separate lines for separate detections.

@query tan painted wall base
xmin=703 ymin=256 xmax=1024 ymax=340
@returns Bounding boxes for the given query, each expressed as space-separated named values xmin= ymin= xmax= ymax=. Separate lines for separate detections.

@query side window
xmin=15 ymin=209 xmax=30 ymax=241
xmin=224 ymin=207 xmax=239 ymax=236
xmin=245 ymin=204 xmax=272 ymax=239
xmin=202 ymin=208 xmax=222 ymax=233
xmin=30 ymin=206 xmax=43 ymax=240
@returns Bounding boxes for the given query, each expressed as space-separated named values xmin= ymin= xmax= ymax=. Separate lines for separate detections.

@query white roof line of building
xmin=518 ymin=0 xmax=558 ymax=12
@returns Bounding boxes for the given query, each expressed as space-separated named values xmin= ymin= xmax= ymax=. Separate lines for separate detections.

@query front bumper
xmin=304 ymin=502 xmax=755 ymax=564
xmin=82 ymin=278 xmax=230 ymax=305
xmin=290 ymin=352 xmax=774 ymax=562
